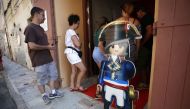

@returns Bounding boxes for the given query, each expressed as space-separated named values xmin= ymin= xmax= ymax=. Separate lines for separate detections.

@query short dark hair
xmin=30 ymin=7 xmax=44 ymax=17
xmin=136 ymin=6 xmax=146 ymax=12
xmin=68 ymin=14 xmax=80 ymax=26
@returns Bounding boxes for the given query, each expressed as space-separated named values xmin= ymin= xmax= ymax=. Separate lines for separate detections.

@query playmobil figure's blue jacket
xmin=98 ymin=57 xmax=136 ymax=90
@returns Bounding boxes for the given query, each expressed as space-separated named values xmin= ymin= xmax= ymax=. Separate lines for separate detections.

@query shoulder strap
xmin=67 ymin=46 xmax=79 ymax=52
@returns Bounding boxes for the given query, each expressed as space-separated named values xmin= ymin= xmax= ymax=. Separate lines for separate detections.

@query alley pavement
xmin=0 ymin=71 xmax=17 ymax=109
xmin=2 ymin=56 xmax=105 ymax=109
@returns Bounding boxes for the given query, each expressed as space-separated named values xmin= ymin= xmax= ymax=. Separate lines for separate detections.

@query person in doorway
xmin=92 ymin=16 xmax=108 ymax=69
xmin=136 ymin=6 xmax=154 ymax=89
xmin=92 ymin=16 xmax=109 ymax=99
xmin=24 ymin=7 xmax=63 ymax=105
xmin=117 ymin=1 xmax=142 ymax=62
xmin=64 ymin=14 xmax=87 ymax=92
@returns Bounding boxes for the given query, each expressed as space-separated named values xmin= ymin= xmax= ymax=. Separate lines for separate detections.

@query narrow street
xmin=0 ymin=71 xmax=17 ymax=109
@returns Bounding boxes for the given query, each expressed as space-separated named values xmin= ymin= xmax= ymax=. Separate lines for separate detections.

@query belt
xmin=104 ymin=81 xmax=129 ymax=90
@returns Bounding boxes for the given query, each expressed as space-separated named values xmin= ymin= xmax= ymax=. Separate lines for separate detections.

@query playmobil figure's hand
xmin=97 ymin=84 xmax=102 ymax=92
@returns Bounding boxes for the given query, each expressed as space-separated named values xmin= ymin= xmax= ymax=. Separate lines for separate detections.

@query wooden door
xmin=83 ymin=0 xmax=99 ymax=76
xmin=148 ymin=0 xmax=190 ymax=109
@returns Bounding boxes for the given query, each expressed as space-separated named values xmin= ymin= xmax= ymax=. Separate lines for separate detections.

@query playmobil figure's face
xmin=109 ymin=44 xmax=125 ymax=56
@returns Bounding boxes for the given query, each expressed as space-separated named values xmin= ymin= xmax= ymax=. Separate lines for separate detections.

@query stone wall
xmin=0 ymin=0 xmax=33 ymax=69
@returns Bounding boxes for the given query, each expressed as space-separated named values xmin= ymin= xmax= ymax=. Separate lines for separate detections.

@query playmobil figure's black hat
xmin=99 ymin=20 xmax=141 ymax=55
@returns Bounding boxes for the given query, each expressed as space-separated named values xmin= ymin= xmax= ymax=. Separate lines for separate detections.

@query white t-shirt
xmin=64 ymin=29 xmax=80 ymax=54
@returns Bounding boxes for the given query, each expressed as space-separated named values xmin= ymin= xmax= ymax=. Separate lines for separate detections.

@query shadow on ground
xmin=0 ymin=71 xmax=17 ymax=109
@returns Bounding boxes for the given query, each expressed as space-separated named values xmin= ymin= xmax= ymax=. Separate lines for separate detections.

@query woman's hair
xmin=27 ymin=7 xmax=44 ymax=23
xmin=68 ymin=14 xmax=80 ymax=26
xmin=136 ymin=6 xmax=146 ymax=13
xmin=120 ymin=1 xmax=134 ymax=14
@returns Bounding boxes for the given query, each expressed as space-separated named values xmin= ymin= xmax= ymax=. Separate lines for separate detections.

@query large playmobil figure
xmin=97 ymin=20 xmax=141 ymax=109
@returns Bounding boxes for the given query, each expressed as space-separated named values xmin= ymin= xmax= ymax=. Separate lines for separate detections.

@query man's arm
xmin=141 ymin=25 xmax=153 ymax=46
xmin=28 ymin=42 xmax=55 ymax=50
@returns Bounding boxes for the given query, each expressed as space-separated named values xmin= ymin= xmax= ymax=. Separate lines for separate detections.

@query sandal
xmin=70 ymin=87 xmax=78 ymax=92
xmin=77 ymin=86 xmax=87 ymax=92
xmin=95 ymin=93 xmax=102 ymax=100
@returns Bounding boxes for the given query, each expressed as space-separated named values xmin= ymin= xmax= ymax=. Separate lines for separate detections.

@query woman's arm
xmin=133 ymin=18 xmax=142 ymax=58
xmin=71 ymin=35 xmax=81 ymax=49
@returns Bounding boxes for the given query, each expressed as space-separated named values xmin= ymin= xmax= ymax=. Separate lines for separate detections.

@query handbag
xmin=67 ymin=46 xmax=82 ymax=58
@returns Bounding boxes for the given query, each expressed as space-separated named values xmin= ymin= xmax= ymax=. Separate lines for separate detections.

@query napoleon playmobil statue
xmin=97 ymin=20 xmax=141 ymax=109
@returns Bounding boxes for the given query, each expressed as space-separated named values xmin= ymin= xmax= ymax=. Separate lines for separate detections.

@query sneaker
xmin=49 ymin=91 xmax=64 ymax=99
xmin=42 ymin=95 xmax=51 ymax=105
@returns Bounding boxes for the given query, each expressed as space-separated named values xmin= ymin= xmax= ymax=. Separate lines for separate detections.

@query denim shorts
xmin=34 ymin=62 xmax=58 ymax=85
xmin=92 ymin=47 xmax=106 ymax=64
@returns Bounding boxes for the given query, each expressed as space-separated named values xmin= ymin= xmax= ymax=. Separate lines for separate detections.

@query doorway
xmin=84 ymin=0 xmax=155 ymax=108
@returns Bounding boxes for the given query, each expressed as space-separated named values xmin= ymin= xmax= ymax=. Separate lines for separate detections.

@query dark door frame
xmin=82 ymin=0 xmax=99 ymax=76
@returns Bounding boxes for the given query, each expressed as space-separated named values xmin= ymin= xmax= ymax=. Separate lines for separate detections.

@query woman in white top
xmin=64 ymin=14 xmax=86 ymax=91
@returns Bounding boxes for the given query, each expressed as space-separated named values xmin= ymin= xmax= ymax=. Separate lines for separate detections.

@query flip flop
xmin=77 ymin=86 xmax=87 ymax=92
xmin=95 ymin=93 xmax=102 ymax=100
xmin=70 ymin=88 xmax=78 ymax=92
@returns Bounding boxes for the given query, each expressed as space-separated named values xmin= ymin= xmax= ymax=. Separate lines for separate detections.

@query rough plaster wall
xmin=0 ymin=33 xmax=9 ymax=57
xmin=3 ymin=0 xmax=33 ymax=69
xmin=54 ymin=0 xmax=84 ymax=87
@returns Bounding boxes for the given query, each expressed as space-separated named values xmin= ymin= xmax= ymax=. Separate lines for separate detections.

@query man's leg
xmin=48 ymin=62 xmax=63 ymax=99
xmin=137 ymin=47 xmax=149 ymax=89
xmin=35 ymin=65 xmax=51 ymax=104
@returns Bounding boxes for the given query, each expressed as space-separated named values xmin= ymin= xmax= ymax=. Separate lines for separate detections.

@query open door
xmin=148 ymin=0 xmax=190 ymax=109
xmin=84 ymin=0 xmax=155 ymax=108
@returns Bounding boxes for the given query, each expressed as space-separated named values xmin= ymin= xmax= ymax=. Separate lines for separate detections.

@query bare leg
xmin=96 ymin=62 xmax=102 ymax=97
xmin=74 ymin=62 xmax=86 ymax=89
xmin=97 ymin=63 xmax=101 ymax=69
xmin=49 ymin=80 xmax=55 ymax=90
xmin=70 ymin=65 xmax=77 ymax=89
xmin=38 ymin=85 xmax=45 ymax=94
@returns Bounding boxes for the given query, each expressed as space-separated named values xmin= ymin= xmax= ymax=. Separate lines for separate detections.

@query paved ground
xmin=2 ymin=56 xmax=107 ymax=109
xmin=0 ymin=71 xmax=17 ymax=109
